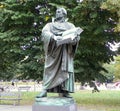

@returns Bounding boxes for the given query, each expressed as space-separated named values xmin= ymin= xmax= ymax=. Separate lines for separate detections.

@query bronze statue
xmin=36 ymin=7 xmax=83 ymax=98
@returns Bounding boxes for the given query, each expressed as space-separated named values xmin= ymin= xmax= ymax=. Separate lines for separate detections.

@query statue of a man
xmin=36 ymin=7 xmax=83 ymax=98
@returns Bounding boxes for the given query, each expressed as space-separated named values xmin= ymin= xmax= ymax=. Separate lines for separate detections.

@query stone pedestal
xmin=32 ymin=97 xmax=77 ymax=111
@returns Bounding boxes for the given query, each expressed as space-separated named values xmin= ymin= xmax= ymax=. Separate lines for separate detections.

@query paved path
xmin=0 ymin=105 xmax=32 ymax=111
xmin=0 ymin=105 xmax=103 ymax=111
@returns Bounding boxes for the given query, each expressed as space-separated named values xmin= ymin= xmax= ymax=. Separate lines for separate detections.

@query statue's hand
xmin=70 ymin=36 xmax=80 ymax=45
xmin=52 ymin=35 xmax=62 ymax=41
xmin=70 ymin=39 xmax=77 ymax=45
xmin=75 ymin=36 xmax=80 ymax=41
xmin=56 ymin=36 xmax=63 ymax=40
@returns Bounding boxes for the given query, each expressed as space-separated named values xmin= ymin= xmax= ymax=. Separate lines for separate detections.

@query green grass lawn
xmin=0 ymin=90 xmax=120 ymax=111
xmin=72 ymin=90 xmax=120 ymax=111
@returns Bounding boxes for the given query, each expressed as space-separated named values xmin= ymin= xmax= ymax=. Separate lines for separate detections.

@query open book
xmin=57 ymin=27 xmax=83 ymax=45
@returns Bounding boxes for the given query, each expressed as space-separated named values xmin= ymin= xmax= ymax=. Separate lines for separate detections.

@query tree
xmin=102 ymin=63 xmax=115 ymax=82
xmin=101 ymin=0 xmax=120 ymax=32
xmin=0 ymin=0 xmax=120 ymax=85
xmin=102 ymin=55 xmax=120 ymax=81
xmin=48 ymin=0 xmax=120 ymax=84
xmin=65 ymin=0 xmax=120 ymax=84
xmin=101 ymin=0 xmax=120 ymax=81
xmin=0 ymin=0 xmax=49 ymax=80
xmin=114 ymin=55 xmax=120 ymax=80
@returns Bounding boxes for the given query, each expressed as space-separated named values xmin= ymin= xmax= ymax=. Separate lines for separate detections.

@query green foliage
xmin=65 ymin=0 xmax=119 ymax=83
xmin=0 ymin=0 xmax=50 ymax=80
xmin=101 ymin=0 xmax=120 ymax=32
xmin=118 ymin=47 xmax=120 ymax=54
xmin=114 ymin=55 xmax=120 ymax=80
xmin=0 ymin=0 xmax=120 ymax=84
xmin=46 ymin=0 xmax=119 ymax=84
xmin=102 ymin=63 xmax=115 ymax=82
xmin=102 ymin=55 xmax=120 ymax=81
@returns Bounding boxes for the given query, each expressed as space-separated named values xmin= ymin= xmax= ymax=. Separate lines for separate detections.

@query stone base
xmin=32 ymin=97 xmax=77 ymax=111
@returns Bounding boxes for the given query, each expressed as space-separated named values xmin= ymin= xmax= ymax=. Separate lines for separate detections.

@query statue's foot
xmin=36 ymin=90 xmax=47 ymax=98
xmin=63 ymin=92 xmax=72 ymax=98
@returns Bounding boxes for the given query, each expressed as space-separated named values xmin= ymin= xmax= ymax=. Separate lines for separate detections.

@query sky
xmin=110 ymin=42 xmax=120 ymax=51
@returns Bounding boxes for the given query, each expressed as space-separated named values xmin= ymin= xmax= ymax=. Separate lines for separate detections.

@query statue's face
xmin=55 ymin=8 xmax=64 ymax=19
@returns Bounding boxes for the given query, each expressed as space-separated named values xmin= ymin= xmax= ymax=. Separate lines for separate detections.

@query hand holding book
xmin=57 ymin=27 xmax=83 ymax=46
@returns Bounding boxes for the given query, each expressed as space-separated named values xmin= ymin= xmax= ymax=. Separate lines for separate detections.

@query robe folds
xmin=41 ymin=21 xmax=79 ymax=93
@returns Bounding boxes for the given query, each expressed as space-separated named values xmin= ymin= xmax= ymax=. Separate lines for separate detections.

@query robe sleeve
xmin=41 ymin=23 xmax=54 ymax=54
xmin=67 ymin=23 xmax=80 ymax=57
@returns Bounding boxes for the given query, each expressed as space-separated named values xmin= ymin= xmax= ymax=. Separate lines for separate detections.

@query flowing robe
xmin=41 ymin=21 xmax=79 ymax=93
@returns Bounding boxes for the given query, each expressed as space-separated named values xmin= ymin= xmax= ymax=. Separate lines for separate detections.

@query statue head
xmin=55 ymin=7 xmax=67 ymax=20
